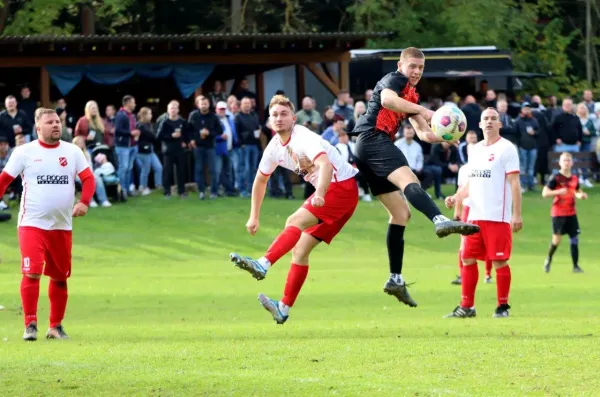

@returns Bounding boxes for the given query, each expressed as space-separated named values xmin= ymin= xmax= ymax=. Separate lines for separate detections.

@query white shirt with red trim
xmin=258 ymin=125 xmax=358 ymax=186
xmin=2 ymin=140 xmax=91 ymax=231
xmin=457 ymin=163 xmax=471 ymax=207
xmin=466 ymin=137 xmax=520 ymax=223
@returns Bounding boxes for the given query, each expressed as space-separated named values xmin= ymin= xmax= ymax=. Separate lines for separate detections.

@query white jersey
xmin=467 ymin=137 xmax=520 ymax=223
xmin=457 ymin=163 xmax=471 ymax=207
xmin=259 ymin=125 xmax=358 ymax=186
xmin=3 ymin=140 xmax=90 ymax=231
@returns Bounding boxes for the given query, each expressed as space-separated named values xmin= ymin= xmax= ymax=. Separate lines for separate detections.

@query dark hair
xmin=122 ymin=95 xmax=134 ymax=106
xmin=333 ymin=114 xmax=345 ymax=122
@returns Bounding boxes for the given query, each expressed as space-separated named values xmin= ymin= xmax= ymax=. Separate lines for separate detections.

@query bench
xmin=547 ymin=151 xmax=599 ymax=180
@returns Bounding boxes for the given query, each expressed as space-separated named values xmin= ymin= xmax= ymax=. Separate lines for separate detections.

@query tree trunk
xmin=0 ymin=1 xmax=9 ymax=35
xmin=585 ymin=0 xmax=592 ymax=84
xmin=231 ymin=0 xmax=242 ymax=33
xmin=81 ymin=3 xmax=96 ymax=35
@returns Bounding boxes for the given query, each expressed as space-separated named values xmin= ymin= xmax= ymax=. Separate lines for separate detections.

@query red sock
xmin=49 ymin=280 xmax=68 ymax=328
xmin=485 ymin=259 xmax=493 ymax=277
xmin=281 ymin=263 xmax=309 ymax=307
xmin=495 ymin=265 xmax=511 ymax=305
xmin=20 ymin=276 xmax=40 ymax=326
xmin=458 ymin=251 xmax=463 ymax=272
xmin=264 ymin=226 xmax=302 ymax=265
xmin=460 ymin=264 xmax=479 ymax=307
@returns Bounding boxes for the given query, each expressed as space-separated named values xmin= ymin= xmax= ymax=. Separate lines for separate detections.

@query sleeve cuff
xmin=506 ymin=170 xmax=520 ymax=175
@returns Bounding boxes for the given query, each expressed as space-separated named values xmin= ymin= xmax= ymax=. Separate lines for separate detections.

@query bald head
xmin=479 ymin=107 xmax=502 ymax=138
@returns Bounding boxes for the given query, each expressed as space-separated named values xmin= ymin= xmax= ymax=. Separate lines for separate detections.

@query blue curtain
xmin=46 ymin=64 xmax=215 ymax=98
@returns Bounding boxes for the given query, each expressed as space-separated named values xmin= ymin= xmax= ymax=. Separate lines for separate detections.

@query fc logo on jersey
xmin=58 ymin=157 xmax=68 ymax=167
xmin=488 ymin=154 xmax=495 ymax=162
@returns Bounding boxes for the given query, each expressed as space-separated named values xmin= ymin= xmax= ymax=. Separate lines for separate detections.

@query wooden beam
xmin=81 ymin=4 xmax=96 ymax=35
xmin=321 ymin=63 xmax=338 ymax=86
xmin=339 ymin=60 xmax=349 ymax=92
xmin=295 ymin=64 xmax=306 ymax=104
xmin=0 ymin=52 xmax=350 ymax=68
xmin=40 ymin=67 xmax=51 ymax=108
xmin=306 ymin=63 xmax=340 ymax=96
xmin=256 ymin=72 xmax=265 ymax=121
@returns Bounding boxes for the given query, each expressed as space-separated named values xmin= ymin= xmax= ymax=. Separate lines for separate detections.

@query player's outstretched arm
xmin=312 ymin=154 xmax=334 ymax=207
xmin=507 ymin=173 xmax=523 ymax=232
xmin=575 ymin=189 xmax=588 ymax=200
xmin=408 ymin=115 xmax=451 ymax=144
xmin=247 ymin=171 xmax=270 ymax=235
xmin=542 ymin=185 xmax=567 ymax=198
xmin=381 ymin=89 xmax=432 ymax=120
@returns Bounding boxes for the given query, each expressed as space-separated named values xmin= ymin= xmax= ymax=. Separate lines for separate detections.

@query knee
xmin=285 ymin=214 xmax=304 ymax=229
xmin=50 ymin=279 xmax=67 ymax=288
xmin=462 ymin=259 xmax=477 ymax=266
xmin=493 ymin=261 xmax=508 ymax=269
xmin=389 ymin=207 xmax=411 ymax=225
xmin=569 ymin=235 xmax=579 ymax=245
xmin=292 ymin=245 xmax=310 ymax=264
xmin=25 ymin=274 xmax=41 ymax=280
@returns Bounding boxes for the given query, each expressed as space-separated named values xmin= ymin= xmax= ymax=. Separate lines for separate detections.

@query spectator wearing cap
xmin=215 ymin=101 xmax=237 ymax=196
xmin=321 ymin=114 xmax=346 ymax=146
xmin=295 ymin=96 xmax=322 ymax=133
xmin=515 ymin=102 xmax=540 ymax=191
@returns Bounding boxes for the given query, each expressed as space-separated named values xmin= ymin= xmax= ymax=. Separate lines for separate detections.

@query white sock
xmin=390 ymin=273 xmax=404 ymax=284
xmin=432 ymin=215 xmax=450 ymax=224
xmin=278 ymin=301 xmax=290 ymax=316
xmin=257 ymin=257 xmax=271 ymax=270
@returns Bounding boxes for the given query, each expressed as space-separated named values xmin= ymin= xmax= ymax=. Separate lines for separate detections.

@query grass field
xmin=0 ymin=185 xmax=598 ymax=396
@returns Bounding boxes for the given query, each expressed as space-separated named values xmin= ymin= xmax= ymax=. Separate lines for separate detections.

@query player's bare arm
xmin=507 ymin=173 xmax=523 ymax=232
xmin=408 ymin=114 xmax=451 ymax=144
xmin=311 ymin=154 xmax=334 ymax=207
xmin=247 ymin=171 xmax=270 ymax=235
xmin=542 ymin=185 xmax=568 ymax=198
xmin=575 ymin=188 xmax=588 ymax=200
xmin=381 ymin=89 xmax=432 ymax=121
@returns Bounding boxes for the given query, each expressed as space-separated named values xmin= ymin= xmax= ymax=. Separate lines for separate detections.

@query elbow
xmin=381 ymin=95 xmax=392 ymax=109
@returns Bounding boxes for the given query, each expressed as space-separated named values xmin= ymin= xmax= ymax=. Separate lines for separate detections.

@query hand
xmin=13 ymin=125 xmax=23 ymax=134
xmin=131 ymin=129 xmax=141 ymax=137
xmin=528 ymin=129 xmax=535 ymax=135
xmin=449 ymin=164 xmax=459 ymax=173
xmin=576 ymin=192 xmax=588 ymax=200
xmin=172 ymin=131 xmax=181 ymax=138
xmin=445 ymin=195 xmax=456 ymax=209
xmin=200 ymin=128 xmax=209 ymax=138
xmin=311 ymin=195 xmax=325 ymax=207
xmin=72 ymin=202 xmax=88 ymax=217
xmin=419 ymin=107 xmax=435 ymax=122
xmin=557 ymin=187 xmax=568 ymax=196
xmin=86 ymin=134 xmax=94 ymax=141
xmin=189 ymin=140 xmax=196 ymax=149
xmin=246 ymin=217 xmax=260 ymax=235
xmin=221 ymin=133 xmax=228 ymax=140
xmin=556 ymin=139 xmax=562 ymax=145
xmin=583 ymin=128 xmax=590 ymax=136
xmin=511 ymin=215 xmax=523 ymax=233
xmin=181 ymin=142 xmax=187 ymax=148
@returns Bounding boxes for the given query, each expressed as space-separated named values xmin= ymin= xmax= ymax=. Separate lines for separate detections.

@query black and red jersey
xmin=547 ymin=173 xmax=580 ymax=217
xmin=352 ymin=71 xmax=419 ymax=140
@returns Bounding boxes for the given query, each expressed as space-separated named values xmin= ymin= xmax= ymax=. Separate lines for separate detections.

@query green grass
xmin=1 ymin=186 xmax=599 ymax=396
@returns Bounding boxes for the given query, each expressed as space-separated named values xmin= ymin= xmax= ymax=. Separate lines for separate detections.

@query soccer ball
xmin=430 ymin=105 xmax=468 ymax=141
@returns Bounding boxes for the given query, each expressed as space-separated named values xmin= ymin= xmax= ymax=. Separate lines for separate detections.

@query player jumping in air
xmin=352 ymin=47 xmax=479 ymax=307
xmin=542 ymin=152 xmax=587 ymax=273
xmin=451 ymin=144 xmax=493 ymax=285
xmin=229 ymin=95 xmax=359 ymax=324
xmin=444 ymin=108 xmax=522 ymax=318
xmin=0 ymin=108 xmax=95 ymax=341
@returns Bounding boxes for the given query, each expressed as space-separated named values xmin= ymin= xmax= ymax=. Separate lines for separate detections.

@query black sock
xmin=570 ymin=243 xmax=579 ymax=267
xmin=546 ymin=243 xmax=558 ymax=263
xmin=403 ymin=182 xmax=442 ymax=222
xmin=387 ymin=224 xmax=405 ymax=274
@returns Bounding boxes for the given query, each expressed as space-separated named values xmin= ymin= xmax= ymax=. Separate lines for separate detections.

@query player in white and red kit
xmin=229 ymin=95 xmax=359 ymax=324
xmin=445 ymin=108 xmax=522 ymax=318
xmin=0 ymin=108 xmax=95 ymax=341
xmin=451 ymin=145 xmax=493 ymax=285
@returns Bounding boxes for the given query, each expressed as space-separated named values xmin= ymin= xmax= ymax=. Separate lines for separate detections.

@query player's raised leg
xmin=377 ymin=191 xmax=417 ymax=307
xmin=231 ymin=207 xmax=318 ymax=280
xmin=258 ymin=232 xmax=319 ymax=324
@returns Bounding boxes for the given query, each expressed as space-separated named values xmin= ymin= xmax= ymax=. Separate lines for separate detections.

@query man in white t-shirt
xmin=445 ymin=107 xmax=522 ymax=318
xmin=0 ymin=108 xmax=95 ymax=341
xmin=230 ymin=95 xmax=359 ymax=325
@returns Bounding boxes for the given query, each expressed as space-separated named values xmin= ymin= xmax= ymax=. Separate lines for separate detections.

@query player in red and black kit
xmin=542 ymin=152 xmax=587 ymax=273
xmin=352 ymin=47 xmax=480 ymax=307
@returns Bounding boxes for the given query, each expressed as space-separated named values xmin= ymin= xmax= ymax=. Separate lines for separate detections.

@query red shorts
xmin=302 ymin=178 xmax=359 ymax=244
xmin=18 ymin=226 xmax=73 ymax=280
xmin=462 ymin=220 xmax=512 ymax=261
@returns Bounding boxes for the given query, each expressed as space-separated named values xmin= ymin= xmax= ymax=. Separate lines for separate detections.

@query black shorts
xmin=354 ymin=130 xmax=407 ymax=196
xmin=551 ymin=215 xmax=580 ymax=237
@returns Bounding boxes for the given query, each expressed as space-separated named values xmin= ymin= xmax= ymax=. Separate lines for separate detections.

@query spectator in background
xmin=531 ymin=101 xmax=551 ymax=186
xmin=515 ymin=102 xmax=540 ymax=191
xmin=235 ymin=78 xmax=256 ymax=103
xmin=57 ymin=108 xmax=72 ymax=142
xmin=234 ymin=97 xmax=261 ymax=198
xmin=208 ymin=80 xmax=227 ymax=109
xmin=321 ymin=114 xmax=346 ymax=146
xmin=56 ymin=98 xmax=76 ymax=132
xmin=295 ymin=96 xmax=322 ymax=133
xmin=215 ymin=101 xmax=237 ymax=197
xmin=347 ymin=101 xmax=367 ymax=133
xmin=583 ymin=90 xmax=595 ymax=114
xmin=189 ymin=95 xmax=223 ymax=200
xmin=364 ymin=89 xmax=373 ymax=102
xmin=103 ymin=105 xmax=116 ymax=147
xmin=484 ymin=89 xmax=497 ymax=108
xmin=226 ymin=95 xmax=240 ymax=118
xmin=425 ymin=142 xmax=459 ymax=199
xmin=545 ymin=95 xmax=562 ymax=124
xmin=395 ymin=125 xmax=433 ymax=192
xmin=114 ymin=95 xmax=141 ymax=198
xmin=552 ymin=98 xmax=582 ymax=153
xmin=333 ymin=90 xmax=354 ymax=122
xmin=136 ymin=107 xmax=162 ymax=196
xmin=157 ymin=100 xmax=188 ymax=198
xmin=319 ymin=106 xmax=335 ymax=134
xmin=532 ymin=95 xmax=546 ymax=111
xmin=18 ymin=86 xmax=37 ymax=125
xmin=336 ymin=129 xmax=372 ymax=202
xmin=0 ymin=95 xmax=33 ymax=146
xmin=458 ymin=130 xmax=478 ymax=165
xmin=576 ymin=102 xmax=597 ymax=187
xmin=497 ymin=99 xmax=517 ymax=145
xmin=73 ymin=136 xmax=112 ymax=208
xmin=461 ymin=95 xmax=482 ymax=139
xmin=75 ymin=100 xmax=105 ymax=151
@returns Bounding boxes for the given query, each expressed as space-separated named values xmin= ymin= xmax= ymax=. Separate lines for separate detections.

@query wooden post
xmin=295 ymin=64 xmax=306 ymax=105
xmin=40 ymin=67 xmax=51 ymax=108
xmin=339 ymin=60 xmax=349 ymax=92
xmin=81 ymin=3 xmax=96 ymax=35
xmin=256 ymin=72 xmax=265 ymax=121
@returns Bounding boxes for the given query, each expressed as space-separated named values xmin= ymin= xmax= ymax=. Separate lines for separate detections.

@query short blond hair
xmin=400 ymin=47 xmax=425 ymax=62
xmin=34 ymin=108 xmax=57 ymax=124
xmin=269 ymin=95 xmax=295 ymax=113
xmin=560 ymin=151 xmax=573 ymax=159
